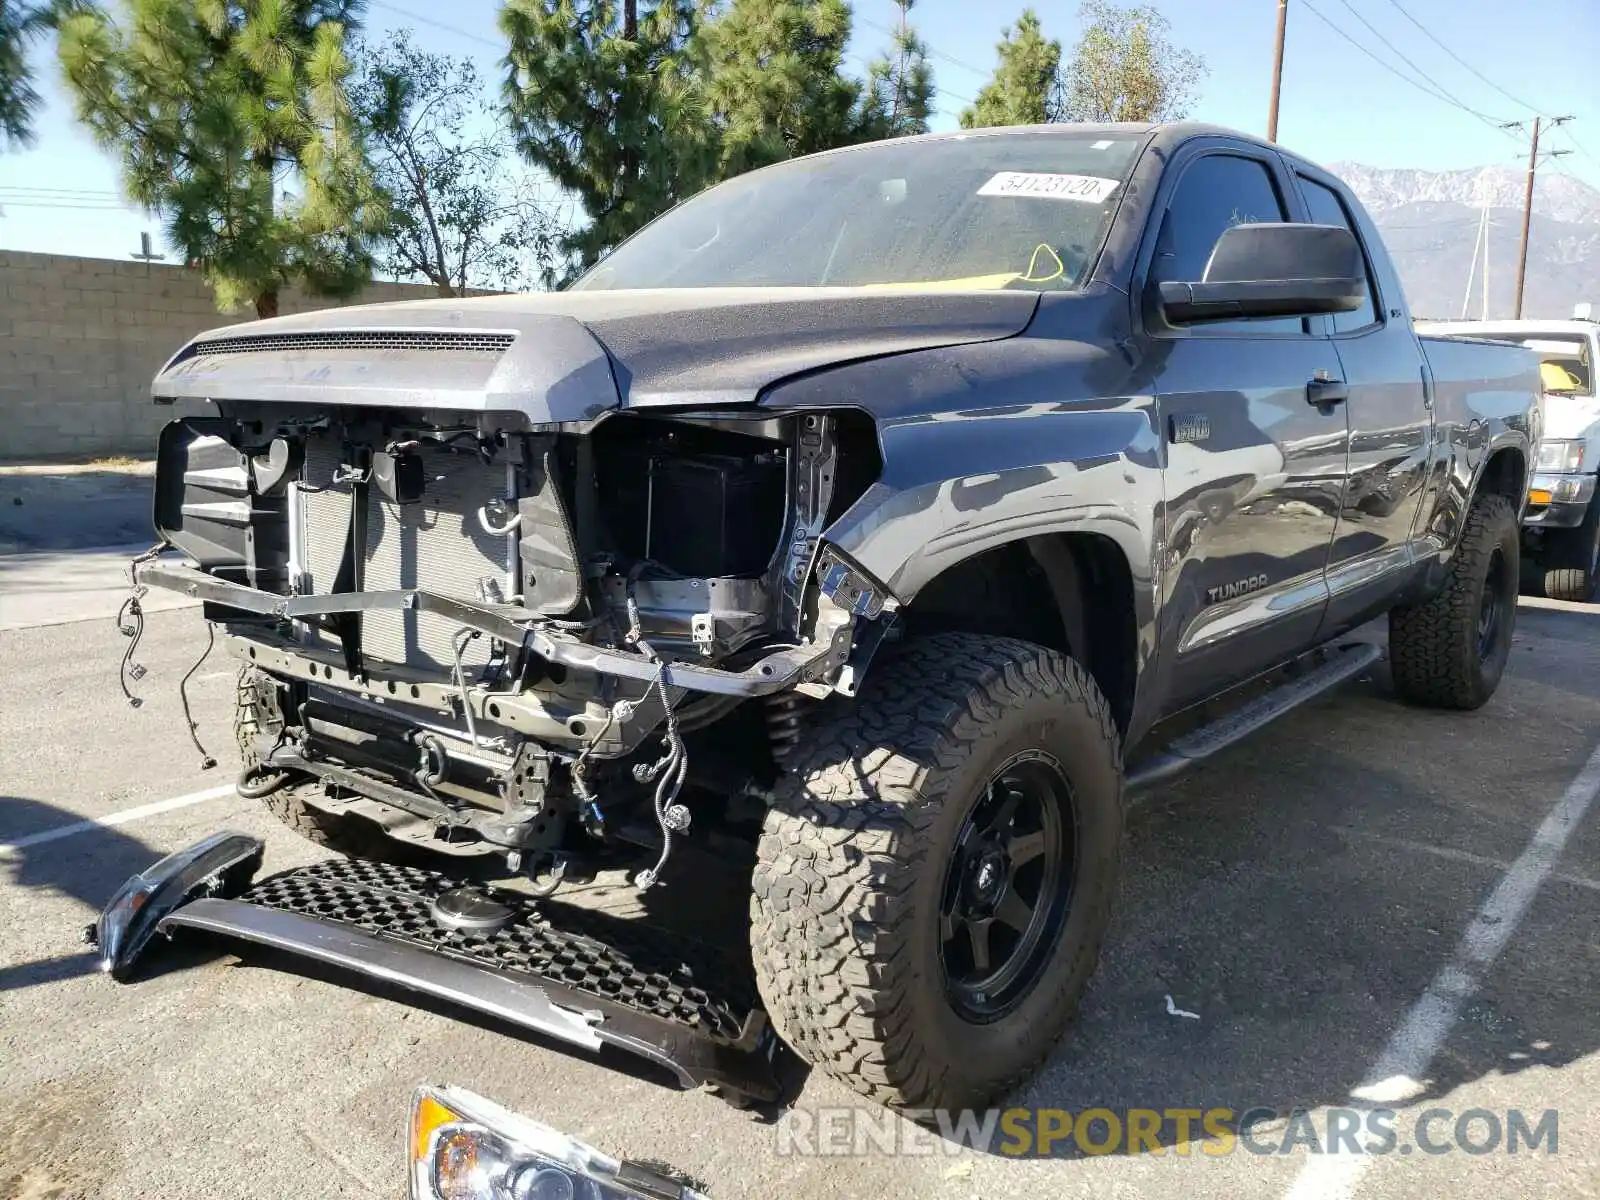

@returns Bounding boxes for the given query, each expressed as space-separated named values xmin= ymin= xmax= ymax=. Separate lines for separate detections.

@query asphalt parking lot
xmin=3 ymin=531 xmax=1598 ymax=1199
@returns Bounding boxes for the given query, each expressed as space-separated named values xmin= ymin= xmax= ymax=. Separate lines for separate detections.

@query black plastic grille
xmin=239 ymin=858 xmax=757 ymax=1040
xmin=186 ymin=330 xmax=515 ymax=357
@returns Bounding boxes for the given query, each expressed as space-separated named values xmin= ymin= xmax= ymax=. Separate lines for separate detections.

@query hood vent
xmin=184 ymin=329 xmax=516 ymax=359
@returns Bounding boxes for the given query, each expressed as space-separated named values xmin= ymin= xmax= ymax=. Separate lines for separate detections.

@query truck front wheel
xmin=1389 ymin=492 xmax=1519 ymax=709
xmin=1539 ymin=495 xmax=1600 ymax=603
xmin=750 ymin=633 xmax=1124 ymax=1111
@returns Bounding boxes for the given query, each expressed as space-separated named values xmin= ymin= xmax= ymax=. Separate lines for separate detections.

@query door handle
xmin=1307 ymin=377 xmax=1349 ymax=412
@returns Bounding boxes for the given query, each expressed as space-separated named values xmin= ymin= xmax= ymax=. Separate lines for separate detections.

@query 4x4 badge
xmin=1170 ymin=413 xmax=1211 ymax=443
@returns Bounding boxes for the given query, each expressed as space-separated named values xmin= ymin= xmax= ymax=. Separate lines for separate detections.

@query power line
xmin=369 ymin=0 xmax=500 ymax=50
xmin=0 ymin=200 xmax=136 ymax=211
xmin=854 ymin=13 xmax=990 ymax=78
xmin=371 ymin=1 xmax=979 ymax=105
xmin=1380 ymin=0 xmax=1541 ymax=114
xmin=1330 ymin=0 xmax=1508 ymax=127
xmin=1553 ymin=126 xmax=1599 ymax=173
xmin=1298 ymin=0 xmax=1517 ymax=142
xmin=0 ymin=186 xmax=123 ymax=198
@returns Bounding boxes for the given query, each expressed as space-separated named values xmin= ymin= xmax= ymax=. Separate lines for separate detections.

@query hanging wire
xmin=178 ymin=625 xmax=219 ymax=770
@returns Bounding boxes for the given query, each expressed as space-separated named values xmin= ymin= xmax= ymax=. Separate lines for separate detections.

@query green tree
xmin=1 ymin=0 xmax=79 ymax=148
xmin=350 ymin=30 xmax=557 ymax=295
xmin=857 ymin=0 xmax=932 ymax=139
xmin=58 ymin=0 xmax=384 ymax=317
xmin=959 ymin=9 xmax=1061 ymax=129
xmin=501 ymin=0 xmax=712 ymax=275
xmin=1060 ymin=0 xmax=1205 ymax=123
xmin=697 ymin=0 xmax=860 ymax=178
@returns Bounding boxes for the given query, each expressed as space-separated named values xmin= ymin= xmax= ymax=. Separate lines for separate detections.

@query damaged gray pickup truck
xmin=98 ymin=123 xmax=1541 ymax=1114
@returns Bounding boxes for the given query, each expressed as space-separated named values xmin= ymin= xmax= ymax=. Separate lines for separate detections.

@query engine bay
xmin=136 ymin=402 xmax=890 ymax=886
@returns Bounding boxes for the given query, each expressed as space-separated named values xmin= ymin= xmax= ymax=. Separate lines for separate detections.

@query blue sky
xmin=2 ymin=0 xmax=1596 ymax=262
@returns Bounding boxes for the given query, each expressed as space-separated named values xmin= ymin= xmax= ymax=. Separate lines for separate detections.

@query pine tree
xmin=58 ymin=0 xmax=384 ymax=317
xmin=858 ymin=0 xmax=932 ymax=139
xmin=1 ymin=0 xmax=73 ymax=148
xmin=1060 ymin=0 xmax=1205 ymax=123
xmin=698 ymin=0 xmax=860 ymax=178
xmin=959 ymin=9 xmax=1062 ymax=130
xmin=501 ymin=0 xmax=712 ymax=274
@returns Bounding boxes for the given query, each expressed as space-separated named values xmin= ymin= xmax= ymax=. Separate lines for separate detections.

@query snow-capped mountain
xmin=1325 ymin=164 xmax=1600 ymax=320
xmin=1331 ymin=162 xmax=1600 ymax=227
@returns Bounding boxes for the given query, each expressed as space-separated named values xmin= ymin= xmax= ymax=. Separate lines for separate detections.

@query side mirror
xmin=1157 ymin=223 xmax=1366 ymax=324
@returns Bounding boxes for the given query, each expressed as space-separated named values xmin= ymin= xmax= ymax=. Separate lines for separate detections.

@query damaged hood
xmin=152 ymin=287 xmax=1040 ymax=421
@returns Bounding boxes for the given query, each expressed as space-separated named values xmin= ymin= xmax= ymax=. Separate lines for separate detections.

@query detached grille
xmin=240 ymin=858 xmax=757 ymax=1040
xmin=187 ymin=330 xmax=515 ymax=358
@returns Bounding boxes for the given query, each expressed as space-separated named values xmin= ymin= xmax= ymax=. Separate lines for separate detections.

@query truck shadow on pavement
xmin=0 ymin=796 xmax=173 ymax=992
xmin=0 ymin=468 xmax=155 ymax=555
xmin=984 ymin=657 xmax=1600 ymax=1159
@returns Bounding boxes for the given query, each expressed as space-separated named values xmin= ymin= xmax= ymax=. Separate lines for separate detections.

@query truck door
xmin=1137 ymin=146 xmax=1351 ymax=713
xmin=1293 ymin=168 xmax=1435 ymax=634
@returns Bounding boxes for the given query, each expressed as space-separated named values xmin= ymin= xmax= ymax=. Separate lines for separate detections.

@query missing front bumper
xmin=94 ymin=836 xmax=791 ymax=1103
xmin=137 ymin=558 xmax=841 ymax=698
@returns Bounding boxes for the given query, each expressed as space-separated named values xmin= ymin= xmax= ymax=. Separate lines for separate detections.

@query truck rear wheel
xmin=1389 ymin=492 xmax=1519 ymax=709
xmin=1540 ymin=496 xmax=1600 ymax=603
xmin=750 ymin=633 xmax=1124 ymax=1111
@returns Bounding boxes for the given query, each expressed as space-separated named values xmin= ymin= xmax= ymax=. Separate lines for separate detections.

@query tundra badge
xmin=1206 ymin=574 xmax=1269 ymax=604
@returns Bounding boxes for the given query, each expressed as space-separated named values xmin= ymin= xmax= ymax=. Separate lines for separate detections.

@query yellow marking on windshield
xmin=1022 ymin=244 xmax=1065 ymax=284
xmin=860 ymin=272 xmax=1023 ymax=292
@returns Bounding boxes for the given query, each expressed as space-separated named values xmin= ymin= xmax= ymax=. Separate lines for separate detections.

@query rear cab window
xmin=1499 ymin=335 xmax=1594 ymax=396
xmin=1296 ymin=174 xmax=1380 ymax=333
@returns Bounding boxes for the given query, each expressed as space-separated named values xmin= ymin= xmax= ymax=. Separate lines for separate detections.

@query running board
xmin=1127 ymin=642 xmax=1383 ymax=794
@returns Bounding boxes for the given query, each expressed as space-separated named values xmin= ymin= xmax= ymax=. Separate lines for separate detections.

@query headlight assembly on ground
xmin=410 ymin=1086 xmax=705 ymax=1200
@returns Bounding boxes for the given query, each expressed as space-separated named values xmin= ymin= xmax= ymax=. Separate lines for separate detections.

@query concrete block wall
xmin=0 ymin=250 xmax=492 ymax=460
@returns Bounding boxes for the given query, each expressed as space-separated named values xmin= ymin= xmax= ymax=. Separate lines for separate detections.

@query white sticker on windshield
xmin=977 ymin=172 xmax=1120 ymax=203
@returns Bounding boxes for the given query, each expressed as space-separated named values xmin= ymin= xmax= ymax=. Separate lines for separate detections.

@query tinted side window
xmin=1298 ymin=176 xmax=1378 ymax=333
xmin=1150 ymin=154 xmax=1303 ymax=335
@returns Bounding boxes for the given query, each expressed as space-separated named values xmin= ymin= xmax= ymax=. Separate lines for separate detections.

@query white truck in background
xmin=1420 ymin=307 xmax=1600 ymax=601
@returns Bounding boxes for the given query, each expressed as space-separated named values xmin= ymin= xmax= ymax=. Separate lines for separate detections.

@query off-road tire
xmin=235 ymin=675 xmax=417 ymax=863
xmin=749 ymin=632 xmax=1124 ymax=1111
xmin=1540 ymin=495 xmax=1600 ymax=603
xmin=1389 ymin=492 xmax=1519 ymax=709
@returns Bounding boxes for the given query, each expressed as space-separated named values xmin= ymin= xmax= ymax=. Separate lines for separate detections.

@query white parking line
xmin=0 ymin=784 xmax=237 ymax=859
xmin=1284 ymin=740 xmax=1600 ymax=1200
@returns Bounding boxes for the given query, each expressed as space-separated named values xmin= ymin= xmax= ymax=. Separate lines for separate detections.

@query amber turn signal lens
xmin=412 ymin=1093 xmax=462 ymax=1163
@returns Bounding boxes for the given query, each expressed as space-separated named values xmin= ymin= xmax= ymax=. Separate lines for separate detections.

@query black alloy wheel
xmin=939 ymin=751 xmax=1079 ymax=1023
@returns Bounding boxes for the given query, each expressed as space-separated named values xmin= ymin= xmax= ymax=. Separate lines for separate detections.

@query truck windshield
xmin=570 ymin=132 xmax=1143 ymax=293
xmin=1503 ymin=335 xmax=1593 ymax=395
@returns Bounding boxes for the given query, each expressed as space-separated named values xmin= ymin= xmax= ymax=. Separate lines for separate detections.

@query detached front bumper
xmin=93 ymin=834 xmax=793 ymax=1103
xmin=1524 ymin=472 xmax=1597 ymax=529
xmin=137 ymin=558 xmax=842 ymax=698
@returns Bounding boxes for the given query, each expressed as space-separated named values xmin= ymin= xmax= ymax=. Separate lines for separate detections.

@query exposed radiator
xmin=294 ymin=436 xmax=509 ymax=673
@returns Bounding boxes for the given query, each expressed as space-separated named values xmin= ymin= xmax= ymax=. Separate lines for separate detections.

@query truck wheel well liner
xmin=900 ymin=533 xmax=1136 ymax=735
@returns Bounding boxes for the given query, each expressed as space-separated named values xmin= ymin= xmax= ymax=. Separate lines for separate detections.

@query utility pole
xmin=1461 ymin=204 xmax=1487 ymax=319
xmin=1267 ymin=0 xmax=1288 ymax=142
xmin=1512 ymin=118 xmax=1541 ymax=320
xmin=1513 ymin=115 xmax=1574 ymax=319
